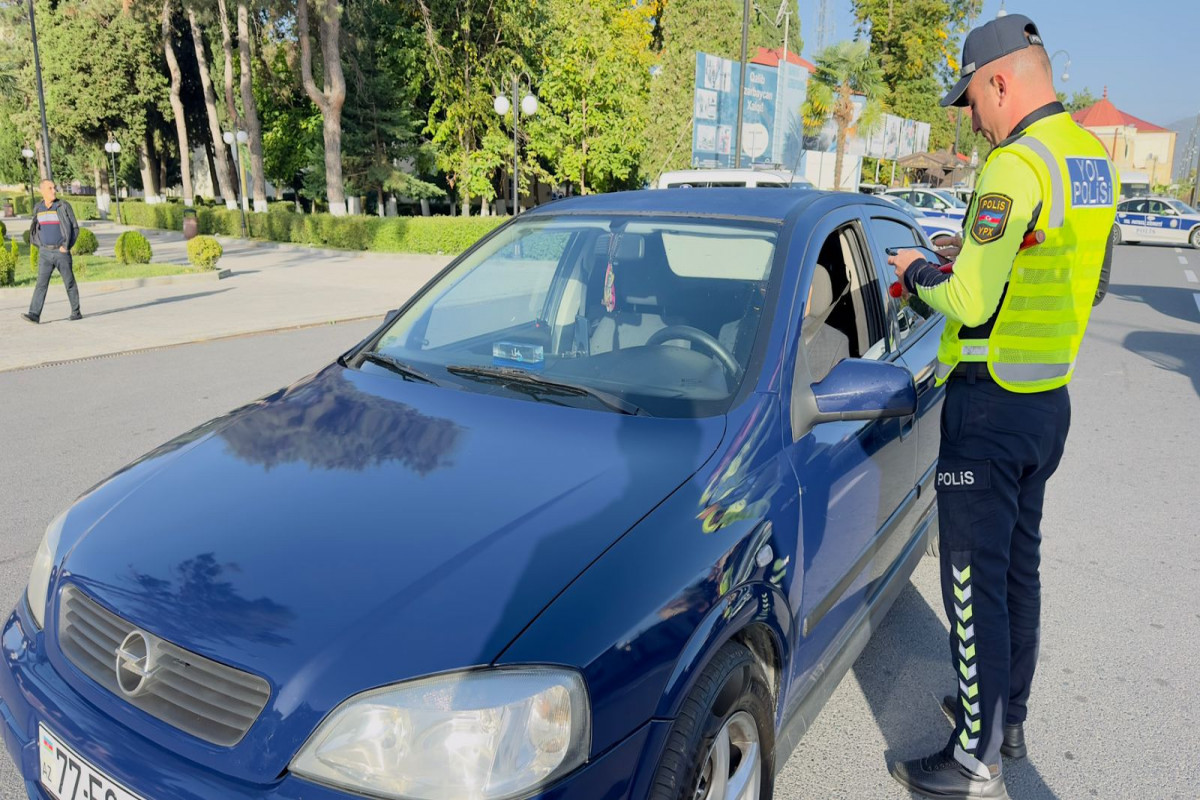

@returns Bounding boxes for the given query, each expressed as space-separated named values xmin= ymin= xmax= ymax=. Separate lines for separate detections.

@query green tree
xmin=415 ymin=0 xmax=542 ymax=215
xmin=1058 ymin=87 xmax=1098 ymax=114
xmin=526 ymin=0 xmax=654 ymax=195
xmin=801 ymin=40 xmax=885 ymax=190
xmin=852 ymin=0 xmax=980 ymax=152
xmin=642 ymin=0 xmax=802 ymax=178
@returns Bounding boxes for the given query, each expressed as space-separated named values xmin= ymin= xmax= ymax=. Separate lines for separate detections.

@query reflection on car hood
xmin=57 ymin=365 xmax=725 ymax=775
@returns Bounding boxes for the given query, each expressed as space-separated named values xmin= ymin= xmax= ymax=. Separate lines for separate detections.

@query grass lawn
xmin=4 ymin=242 xmax=201 ymax=288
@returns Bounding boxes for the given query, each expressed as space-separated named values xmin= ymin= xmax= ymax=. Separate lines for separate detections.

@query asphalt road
xmin=0 ymin=242 xmax=1196 ymax=799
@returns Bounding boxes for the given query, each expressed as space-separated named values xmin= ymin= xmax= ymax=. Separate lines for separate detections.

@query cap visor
xmin=941 ymin=74 xmax=972 ymax=108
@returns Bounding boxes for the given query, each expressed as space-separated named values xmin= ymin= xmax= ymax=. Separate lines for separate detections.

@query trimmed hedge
xmin=2 ymin=195 xmax=32 ymax=216
xmin=72 ymin=227 xmax=99 ymax=256
xmin=87 ymin=199 xmax=504 ymax=255
xmin=0 ymin=220 xmax=5 ymax=239
xmin=0 ymin=240 xmax=14 ymax=286
xmin=187 ymin=235 xmax=223 ymax=269
xmin=115 ymin=231 xmax=152 ymax=264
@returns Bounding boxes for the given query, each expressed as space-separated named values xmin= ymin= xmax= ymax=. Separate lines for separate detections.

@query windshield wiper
xmin=446 ymin=365 xmax=649 ymax=416
xmin=358 ymin=352 xmax=441 ymax=385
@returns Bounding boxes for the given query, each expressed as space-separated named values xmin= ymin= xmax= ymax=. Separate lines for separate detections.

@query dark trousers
xmin=28 ymin=247 xmax=81 ymax=319
xmin=935 ymin=375 xmax=1070 ymax=774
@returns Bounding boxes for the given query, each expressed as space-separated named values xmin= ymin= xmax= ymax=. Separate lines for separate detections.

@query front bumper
xmin=0 ymin=603 xmax=662 ymax=800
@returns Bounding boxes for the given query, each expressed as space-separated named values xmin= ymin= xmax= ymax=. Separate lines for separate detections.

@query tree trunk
xmin=187 ymin=3 xmax=238 ymax=209
xmin=297 ymin=0 xmax=347 ymax=216
xmin=162 ymin=0 xmax=194 ymax=205
xmin=34 ymin=139 xmax=47 ymax=182
xmin=96 ymin=163 xmax=110 ymax=219
xmin=237 ymin=1 xmax=268 ymax=212
xmin=216 ymin=0 xmax=239 ymax=130
xmin=139 ymin=132 xmax=161 ymax=203
xmin=833 ymin=82 xmax=852 ymax=192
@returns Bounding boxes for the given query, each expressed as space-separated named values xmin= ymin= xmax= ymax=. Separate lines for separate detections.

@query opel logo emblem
xmin=115 ymin=630 xmax=159 ymax=698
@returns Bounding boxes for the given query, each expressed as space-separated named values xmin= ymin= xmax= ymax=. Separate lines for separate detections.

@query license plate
xmin=39 ymin=724 xmax=147 ymax=800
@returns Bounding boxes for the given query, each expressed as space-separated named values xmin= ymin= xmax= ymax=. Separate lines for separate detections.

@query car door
xmin=782 ymin=206 xmax=917 ymax=675
xmin=1115 ymin=200 xmax=1139 ymax=236
xmin=860 ymin=212 xmax=947 ymax=526
xmin=1150 ymin=201 xmax=1186 ymax=243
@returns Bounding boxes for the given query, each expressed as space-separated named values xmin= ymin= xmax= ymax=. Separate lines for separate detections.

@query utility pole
xmin=734 ymin=0 xmax=751 ymax=168
xmin=816 ymin=0 xmax=831 ymax=52
xmin=27 ymin=0 xmax=53 ymax=182
xmin=1190 ymin=113 xmax=1200 ymax=207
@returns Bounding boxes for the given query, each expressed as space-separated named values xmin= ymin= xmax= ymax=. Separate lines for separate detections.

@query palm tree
xmin=802 ymin=40 xmax=886 ymax=190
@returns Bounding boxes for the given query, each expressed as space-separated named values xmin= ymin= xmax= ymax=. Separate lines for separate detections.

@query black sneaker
xmin=890 ymin=744 xmax=1009 ymax=799
xmin=941 ymin=696 xmax=1027 ymax=759
xmin=69 ymin=312 xmax=83 ymax=321
xmin=21 ymin=312 xmax=39 ymax=324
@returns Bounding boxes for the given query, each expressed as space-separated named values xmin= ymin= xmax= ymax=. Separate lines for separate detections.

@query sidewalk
xmin=0 ymin=220 xmax=450 ymax=372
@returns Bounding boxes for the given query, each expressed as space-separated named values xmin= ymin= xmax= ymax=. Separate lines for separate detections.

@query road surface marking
xmin=1186 ymin=270 xmax=1198 ymax=283
xmin=1175 ymin=248 xmax=1183 ymax=254
xmin=1179 ymin=255 xmax=1189 ymax=264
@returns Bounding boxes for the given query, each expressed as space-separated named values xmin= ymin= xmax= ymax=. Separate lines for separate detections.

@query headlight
xmin=291 ymin=667 xmax=590 ymax=800
xmin=27 ymin=510 xmax=67 ymax=629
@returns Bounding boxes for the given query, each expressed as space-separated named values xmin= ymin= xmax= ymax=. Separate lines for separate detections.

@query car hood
xmin=53 ymin=365 xmax=725 ymax=777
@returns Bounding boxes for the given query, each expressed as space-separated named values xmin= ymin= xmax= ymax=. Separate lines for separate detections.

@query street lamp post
xmin=21 ymin=147 xmax=35 ymax=214
xmin=1049 ymin=50 xmax=1071 ymax=84
xmin=223 ymin=130 xmax=249 ymax=236
xmin=493 ymin=77 xmax=538 ymax=215
xmin=104 ymin=140 xmax=123 ymax=224
xmin=27 ymin=0 xmax=53 ymax=182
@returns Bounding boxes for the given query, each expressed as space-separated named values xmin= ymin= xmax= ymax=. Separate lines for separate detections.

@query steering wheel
xmin=645 ymin=325 xmax=741 ymax=379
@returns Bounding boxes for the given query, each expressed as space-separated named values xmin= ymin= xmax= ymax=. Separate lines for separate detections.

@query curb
xmin=0 ymin=269 xmax=230 ymax=295
xmin=0 ymin=313 xmax=382 ymax=374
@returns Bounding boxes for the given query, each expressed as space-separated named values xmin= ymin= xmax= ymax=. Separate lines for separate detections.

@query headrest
xmin=806 ymin=266 xmax=834 ymax=319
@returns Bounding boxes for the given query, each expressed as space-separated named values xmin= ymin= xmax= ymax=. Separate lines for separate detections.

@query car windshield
xmin=1166 ymin=200 xmax=1195 ymax=215
xmin=366 ymin=215 xmax=780 ymax=418
xmin=932 ymin=190 xmax=968 ymax=208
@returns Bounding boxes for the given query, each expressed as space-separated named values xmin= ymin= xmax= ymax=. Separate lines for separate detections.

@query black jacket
xmin=29 ymin=198 xmax=80 ymax=250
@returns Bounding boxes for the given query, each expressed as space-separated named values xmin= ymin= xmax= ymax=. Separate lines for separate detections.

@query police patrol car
xmin=879 ymin=194 xmax=962 ymax=246
xmin=883 ymin=187 xmax=969 ymax=222
xmin=1113 ymin=196 xmax=1200 ymax=248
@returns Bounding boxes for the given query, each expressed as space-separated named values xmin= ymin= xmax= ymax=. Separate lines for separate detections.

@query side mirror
xmin=809 ymin=359 xmax=917 ymax=424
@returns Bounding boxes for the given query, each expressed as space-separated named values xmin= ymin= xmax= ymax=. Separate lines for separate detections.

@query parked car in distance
xmin=654 ymin=168 xmax=815 ymax=190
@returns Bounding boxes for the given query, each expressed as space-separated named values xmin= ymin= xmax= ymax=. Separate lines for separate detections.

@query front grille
xmin=58 ymin=585 xmax=271 ymax=746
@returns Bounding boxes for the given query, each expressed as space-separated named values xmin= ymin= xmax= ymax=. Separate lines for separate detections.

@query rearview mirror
xmin=809 ymin=359 xmax=916 ymax=424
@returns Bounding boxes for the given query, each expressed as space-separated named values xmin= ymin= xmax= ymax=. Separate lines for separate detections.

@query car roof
xmin=658 ymin=168 xmax=801 ymax=181
xmin=525 ymin=188 xmax=849 ymax=223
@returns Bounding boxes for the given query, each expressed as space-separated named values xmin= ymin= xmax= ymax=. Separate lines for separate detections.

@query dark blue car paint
xmin=1 ymin=189 xmax=946 ymax=799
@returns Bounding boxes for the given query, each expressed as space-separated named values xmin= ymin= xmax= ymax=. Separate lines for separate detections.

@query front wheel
xmin=1190 ymin=227 xmax=1200 ymax=249
xmin=649 ymin=642 xmax=775 ymax=800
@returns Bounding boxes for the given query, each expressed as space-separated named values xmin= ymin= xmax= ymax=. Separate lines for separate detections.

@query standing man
xmin=22 ymin=179 xmax=83 ymax=324
xmin=887 ymin=14 xmax=1116 ymax=800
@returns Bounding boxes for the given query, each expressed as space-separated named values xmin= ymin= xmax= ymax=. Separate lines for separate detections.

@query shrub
xmin=22 ymin=229 xmax=30 ymax=245
xmin=30 ymin=244 xmax=38 ymax=270
xmin=0 ymin=241 xmax=14 ymax=286
xmin=72 ymin=227 xmax=99 ymax=256
xmin=2 ymin=195 xmax=32 ymax=216
xmin=187 ymin=235 xmax=223 ymax=269
xmin=69 ymin=197 xmax=100 ymax=221
xmin=0 ymin=220 xmax=5 ymax=239
xmin=369 ymin=217 xmax=505 ymax=254
xmin=115 ymin=230 xmax=152 ymax=264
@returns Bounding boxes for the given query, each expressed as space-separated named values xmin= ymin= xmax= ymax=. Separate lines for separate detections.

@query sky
xmin=794 ymin=0 xmax=1200 ymax=129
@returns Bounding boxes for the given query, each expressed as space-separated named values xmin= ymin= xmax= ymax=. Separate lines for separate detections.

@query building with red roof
xmin=1072 ymin=89 xmax=1176 ymax=189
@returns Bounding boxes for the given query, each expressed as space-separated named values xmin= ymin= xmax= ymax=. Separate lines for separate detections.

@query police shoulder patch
xmin=970 ymin=193 xmax=1013 ymax=245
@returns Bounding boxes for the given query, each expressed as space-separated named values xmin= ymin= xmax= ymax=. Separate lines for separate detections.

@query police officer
xmin=887 ymin=14 xmax=1116 ymax=800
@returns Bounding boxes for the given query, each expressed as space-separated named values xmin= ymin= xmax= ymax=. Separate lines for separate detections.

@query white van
xmin=653 ymin=168 xmax=814 ymax=190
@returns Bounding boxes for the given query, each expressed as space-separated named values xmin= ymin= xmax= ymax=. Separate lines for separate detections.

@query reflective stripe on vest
xmin=990 ymin=362 xmax=1073 ymax=382
xmin=1014 ymin=137 xmax=1066 ymax=229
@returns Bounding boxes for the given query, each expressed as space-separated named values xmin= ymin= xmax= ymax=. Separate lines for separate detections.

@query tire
xmin=649 ymin=642 xmax=775 ymax=800
xmin=1111 ymin=224 xmax=1122 ymax=246
xmin=1190 ymin=227 xmax=1200 ymax=249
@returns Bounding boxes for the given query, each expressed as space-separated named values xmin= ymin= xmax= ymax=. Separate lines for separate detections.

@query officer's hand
xmin=888 ymin=249 xmax=924 ymax=288
xmin=936 ymin=234 xmax=963 ymax=260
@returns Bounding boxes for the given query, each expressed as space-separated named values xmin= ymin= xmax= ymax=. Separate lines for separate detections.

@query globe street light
xmin=223 ymin=130 xmax=249 ymax=236
xmin=21 ymin=147 xmax=35 ymax=214
xmin=996 ymin=1 xmax=1007 ymax=18
xmin=494 ymin=76 xmax=538 ymax=214
xmin=104 ymin=140 xmax=123 ymax=224
xmin=1050 ymin=50 xmax=1071 ymax=84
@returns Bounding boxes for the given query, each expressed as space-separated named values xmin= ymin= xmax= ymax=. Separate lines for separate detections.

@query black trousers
xmin=29 ymin=248 xmax=81 ymax=319
xmin=935 ymin=374 xmax=1070 ymax=774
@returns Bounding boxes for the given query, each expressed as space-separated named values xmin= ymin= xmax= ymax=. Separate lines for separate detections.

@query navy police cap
xmin=942 ymin=14 xmax=1044 ymax=108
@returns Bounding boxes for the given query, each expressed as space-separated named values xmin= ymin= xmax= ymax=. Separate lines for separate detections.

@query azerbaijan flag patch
xmin=970 ymin=193 xmax=1013 ymax=244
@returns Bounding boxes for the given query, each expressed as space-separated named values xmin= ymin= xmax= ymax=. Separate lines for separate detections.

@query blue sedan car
xmin=1 ymin=190 xmax=947 ymax=800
